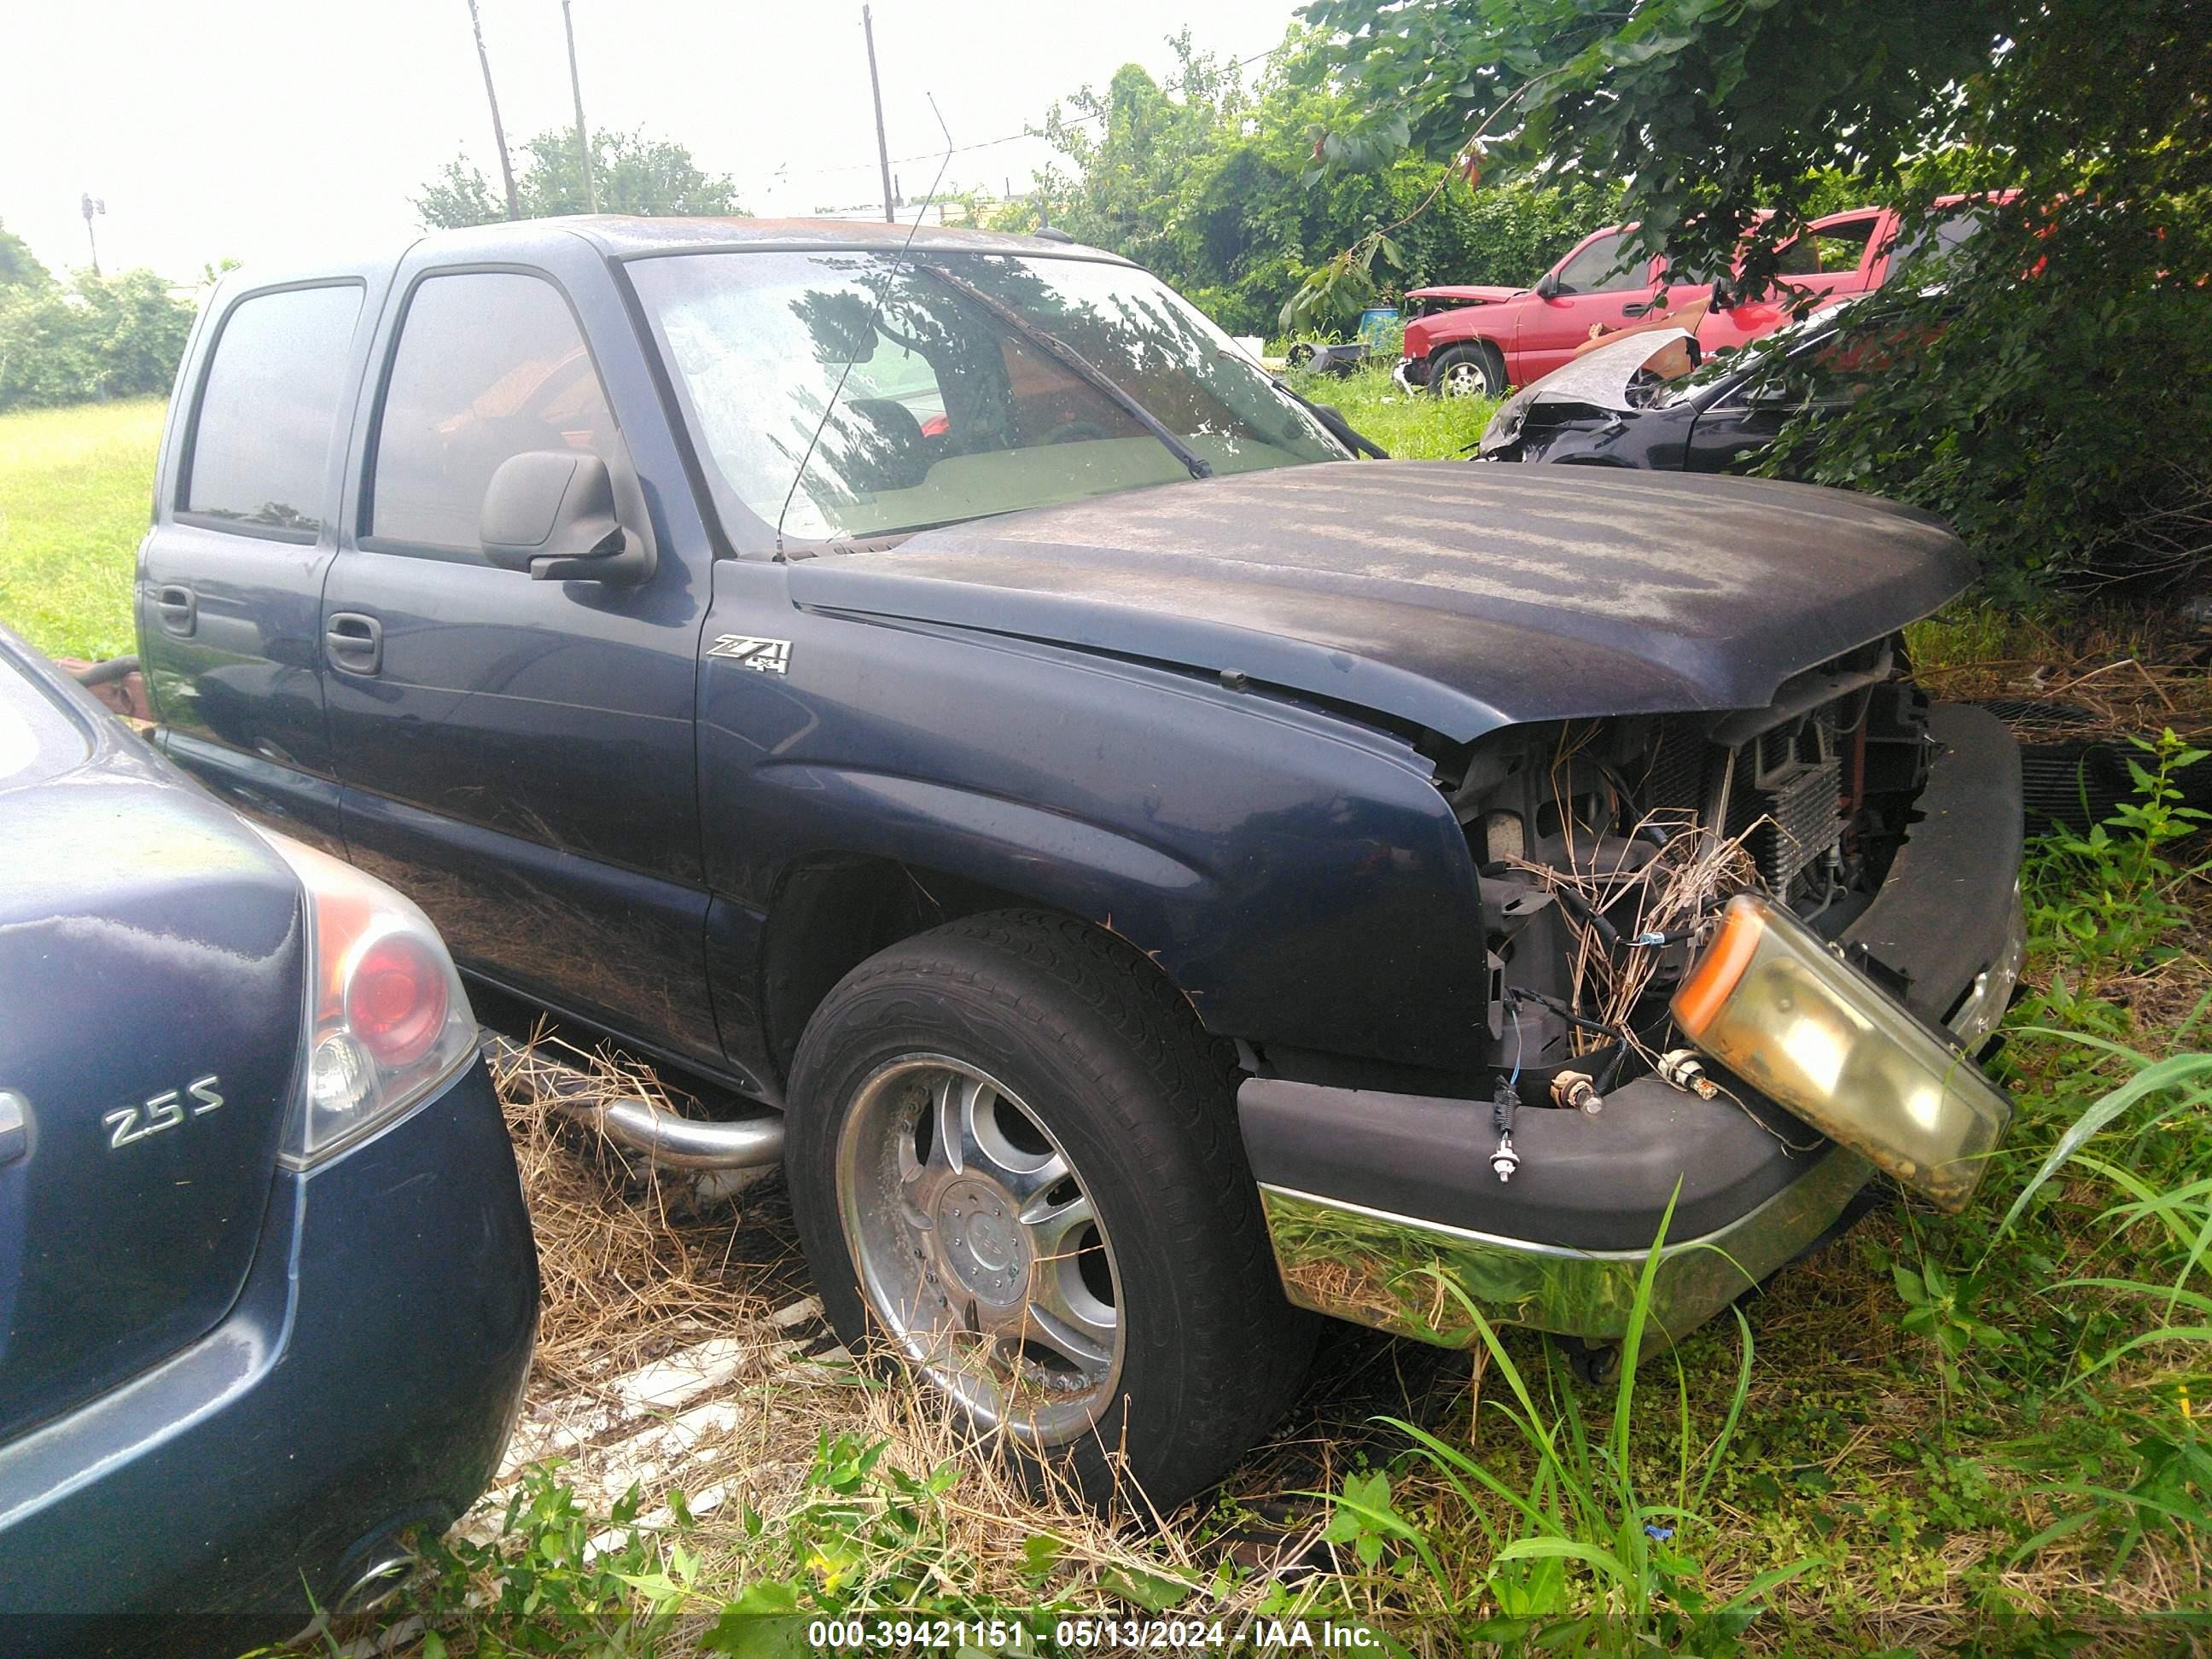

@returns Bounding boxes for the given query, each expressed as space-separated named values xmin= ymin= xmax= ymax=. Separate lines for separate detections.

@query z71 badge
xmin=708 ymin=635 xmax=793 ymax=675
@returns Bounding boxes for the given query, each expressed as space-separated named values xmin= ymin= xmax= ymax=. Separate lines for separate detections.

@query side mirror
xmin=1534 ymin=271 xmax=1562 ymax=300
xmin=480 ymin=451 xmax=655 ymax=584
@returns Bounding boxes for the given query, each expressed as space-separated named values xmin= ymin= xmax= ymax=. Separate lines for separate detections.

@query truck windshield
xmin=627 ymin=249 xmax=1348 ymax=544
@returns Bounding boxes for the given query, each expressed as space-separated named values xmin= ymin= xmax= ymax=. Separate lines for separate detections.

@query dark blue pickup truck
xmin=137 ymin=217 xmax=2025 ymax=1505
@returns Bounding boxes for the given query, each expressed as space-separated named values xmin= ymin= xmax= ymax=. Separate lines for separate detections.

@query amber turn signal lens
xmin=1671 ymin=900 xmax=1766 ymax=1041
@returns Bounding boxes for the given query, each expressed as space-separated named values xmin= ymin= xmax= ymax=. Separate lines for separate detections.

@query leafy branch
xmin=1280 ymin=69 xmax=1567 ymax=332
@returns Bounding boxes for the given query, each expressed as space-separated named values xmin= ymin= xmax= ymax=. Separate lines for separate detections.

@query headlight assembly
xmin=1672 ymin=892 xmax=2011 ymax=1211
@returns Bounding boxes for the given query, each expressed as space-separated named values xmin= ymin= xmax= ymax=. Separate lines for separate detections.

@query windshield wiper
xmin=1270 ymin=375 xmax=1388 ymax=460
xmin=917 ymin=265 xmax=1214 ymax=481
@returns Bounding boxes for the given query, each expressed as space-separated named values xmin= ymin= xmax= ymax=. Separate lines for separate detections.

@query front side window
xmin=1885 ymin=207 xmax=1988 ymax=277
xmin=1811 ymin=216 xmax=1879 ymax=273
xmin=183 ymin=283 xmax=362 ymax=536
xmin=369 ymin=272 xmax=617 ymax=553
xmin=628 ymin=251 xmax=1345 ymax=544
xmin=1773 ymin=216 xmax=1882 ymax=279
xmin=1550 ymin=233 xmax=1646 ymax=296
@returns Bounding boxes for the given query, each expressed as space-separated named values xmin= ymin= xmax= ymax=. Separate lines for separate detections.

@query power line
xmin=777 ymin=39 xmax=1289 ymax=188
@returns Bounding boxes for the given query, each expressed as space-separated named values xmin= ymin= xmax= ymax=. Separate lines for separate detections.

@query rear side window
xmin=368 ymin=271 xmax=618 ymax=554
xmin=183 ymin=284 xmax=362 ymax=537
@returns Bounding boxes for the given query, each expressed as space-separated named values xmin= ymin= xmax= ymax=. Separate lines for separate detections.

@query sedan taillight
xmin=260 ymin=833 xmax=479 ymax=1167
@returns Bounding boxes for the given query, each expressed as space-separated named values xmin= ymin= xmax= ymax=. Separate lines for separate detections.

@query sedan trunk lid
xmin=0 ymin=638 xmax=302 ymax=1436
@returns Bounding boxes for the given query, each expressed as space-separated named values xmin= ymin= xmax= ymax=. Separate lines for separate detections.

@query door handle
xmin=324 ymin=612 xmax=383 ymax=676
xmin=1621 ymin=294 xmax=1668 ymax=319
xmin=154 ymin=584 xmax=196 ymax=637
xmin=0 ymin=1091 xmax=26 ymax=1167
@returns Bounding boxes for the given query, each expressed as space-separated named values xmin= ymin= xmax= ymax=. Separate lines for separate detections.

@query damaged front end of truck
xmin=1241 ymin=646 xmax=2024 ymax=1354
xmin=800 ymin=460 xmax=2026 ymax=1364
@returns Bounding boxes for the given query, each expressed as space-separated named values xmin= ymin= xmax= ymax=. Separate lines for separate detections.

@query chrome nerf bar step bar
xmin=480 ymin=1031 xmax=785 ymax=1170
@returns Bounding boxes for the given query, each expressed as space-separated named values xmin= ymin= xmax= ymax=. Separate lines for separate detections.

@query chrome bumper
xmin=1256 ymin=891 xmax=2025 ymax=1350
xmin=1260 ymin=1149 xmax=1873 ymax=1347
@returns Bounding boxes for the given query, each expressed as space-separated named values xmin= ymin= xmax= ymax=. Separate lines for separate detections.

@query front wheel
xmin=785 ymin=911 xmax=1316 ymax=1509
xmin=1428 ymin=342 xmax=1504 ymax=399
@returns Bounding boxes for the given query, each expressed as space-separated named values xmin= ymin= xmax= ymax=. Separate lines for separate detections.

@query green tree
xmin=0 ymin=270 xmax=196 ymax=410
xmin=1302 ymin=0 xmax=2212 ymax=585
xmin=993 ymin=30 xmax=1617 ymax=337
xmin=0 ymin=220 xmax=52 ymax=294
xmin=414 ymin=126 xmax=748 ymax=229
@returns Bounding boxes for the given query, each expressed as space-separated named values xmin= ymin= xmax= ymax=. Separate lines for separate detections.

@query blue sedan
xmin=0 ymin=626 xmax=537 ymax=1650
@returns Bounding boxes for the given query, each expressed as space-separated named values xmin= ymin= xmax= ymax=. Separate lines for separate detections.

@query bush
xmin=1774 ymin=182 xmax=2212 ymax=588
xmin=0 ymin=270 xmax=196 ymax=412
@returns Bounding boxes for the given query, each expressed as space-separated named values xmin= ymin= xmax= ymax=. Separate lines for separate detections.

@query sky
xmin=0 ymin=0 xmax=1305 ymax=284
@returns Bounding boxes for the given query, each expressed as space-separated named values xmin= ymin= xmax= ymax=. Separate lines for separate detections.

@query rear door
xmin=138 ymin=276 xmax=376 ymax=857
xmin=1788 ymin=210 xmax=1886 ymax=301
xmin=1511 ymin=230 xmax=1666 ymax=383
xmin=320 ymin=253 xmax=722 ymax=1066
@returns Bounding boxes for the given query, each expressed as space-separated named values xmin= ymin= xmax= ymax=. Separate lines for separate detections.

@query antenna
xmin=863 ymin=5 xmax=894 ymax=224
xmin=774 ymin=92 xmax=956 ymax=556
xmin=79 ymin=193 xmax=106 ymax=276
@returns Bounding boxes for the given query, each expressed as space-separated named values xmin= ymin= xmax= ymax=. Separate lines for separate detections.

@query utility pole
xmin=464 ymin=0 xmax=521 ymax=220
xmin=863 ymin=5 xmax=894 ymax=223
xmin=561 ymin=0 xmax=599 ymax=213
xmin=79 ymin=193 xmax=105 ymax=276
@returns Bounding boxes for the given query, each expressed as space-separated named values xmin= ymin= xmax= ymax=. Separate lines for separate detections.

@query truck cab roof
xmin=225 ymin=215 xmax=1130 ymax=293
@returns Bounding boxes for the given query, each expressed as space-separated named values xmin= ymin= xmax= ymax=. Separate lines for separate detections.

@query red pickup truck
xmin=1401 ymin=199 xmax=1996 ymax=397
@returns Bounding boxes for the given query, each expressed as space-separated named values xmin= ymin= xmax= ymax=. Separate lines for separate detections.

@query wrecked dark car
xmin=137 ymin=218 xmax=2023 ymax=1508
xmin=1284 ymin=339 xmax=1372 ymax=375
xmin=1474 ymin=309 xmax=1861 ymax=470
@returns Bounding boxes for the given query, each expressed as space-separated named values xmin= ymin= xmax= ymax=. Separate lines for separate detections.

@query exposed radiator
xmin=1746 ymin=755 xmax=1845 ymax=888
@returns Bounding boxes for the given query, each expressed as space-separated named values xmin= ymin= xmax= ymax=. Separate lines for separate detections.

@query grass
xmin=1291 ymin=360 xmax=1501 ymax=460
xmin=0 ymin=398 xmax=163 ymax=661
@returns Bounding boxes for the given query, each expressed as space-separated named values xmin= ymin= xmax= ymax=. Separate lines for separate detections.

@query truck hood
xmin=790 ymin=462 xmax=1974 ymax=743
xmin=1407 ymin=284 xmax=1525 ymax=306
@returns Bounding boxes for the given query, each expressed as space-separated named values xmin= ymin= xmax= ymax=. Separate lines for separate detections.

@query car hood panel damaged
xmin=792 ymin=463 xmax=1975 ymax=741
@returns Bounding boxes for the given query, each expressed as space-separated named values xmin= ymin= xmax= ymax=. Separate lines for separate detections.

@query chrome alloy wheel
xmin=1438 ymin=357 xmax=1489 ymax=396
xmin=835 ymin=1055 xmax=1124 ymax=1445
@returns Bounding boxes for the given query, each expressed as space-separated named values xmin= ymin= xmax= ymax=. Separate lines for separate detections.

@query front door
xmin=320 ymin=265 xmax=720 ymax=1066
xmin=1512 ymin=229 xmax=1667 ymax=383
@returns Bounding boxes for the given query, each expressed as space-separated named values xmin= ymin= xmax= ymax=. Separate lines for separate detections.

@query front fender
xmin=698 ymin=562 xmax=1488 ymax=1075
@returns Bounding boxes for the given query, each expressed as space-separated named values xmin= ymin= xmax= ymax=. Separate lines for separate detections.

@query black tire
xmin=785 ymin=910 xmax=1318 ymax=1511
xmin=1428 ymin=341 xmax=1504 ymax=399
xmin=1285 ymin=341 xmax=1317 ymax=369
